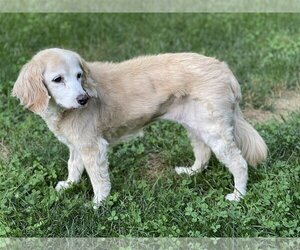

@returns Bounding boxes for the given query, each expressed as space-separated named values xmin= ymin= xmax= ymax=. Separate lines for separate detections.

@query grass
xmin=0 ymin=13 xmax=300 ymax=237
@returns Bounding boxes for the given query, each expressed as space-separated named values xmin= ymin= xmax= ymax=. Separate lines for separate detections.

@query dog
xmin=12 ymin=48 xmax=267 ymax=208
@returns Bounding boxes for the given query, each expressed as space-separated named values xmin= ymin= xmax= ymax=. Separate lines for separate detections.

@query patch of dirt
xmin=0 ymin=141 xmax=10 ymax=162
xmin=144 ymin=153 xmax=168 ymax=180
xmin=244 ymin=90 xmax=300 ymax=123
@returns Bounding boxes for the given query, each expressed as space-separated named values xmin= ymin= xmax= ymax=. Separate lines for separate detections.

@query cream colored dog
xmin=12 ymin=48 xmax=267 ymax=208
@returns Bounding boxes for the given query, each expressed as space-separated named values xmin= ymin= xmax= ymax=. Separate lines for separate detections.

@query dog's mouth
xmin=67 ymin=104 xmax=88 ymax=110
xmin=76 ymin=104 xmax=88 ymax=110
xmin=54 ymin=101 xmax=85 ymax=111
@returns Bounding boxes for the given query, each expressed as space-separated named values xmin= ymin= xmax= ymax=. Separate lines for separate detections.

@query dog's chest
xmin=45 ymin=117 xmax=70 ymax=146
xmin=41 ymin=108 xmax=72 ymax=147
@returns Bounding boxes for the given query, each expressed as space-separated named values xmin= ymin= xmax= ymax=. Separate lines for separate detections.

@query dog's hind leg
xmin=55 ymin=147 xmax=84 ymax=191
xmin=164 ymin=97 xmax=247 ymax=200
xmin=175 ymin=129 xmax=211 ymax=176
xmin=198 ymin=120 xmax=248 ymax=201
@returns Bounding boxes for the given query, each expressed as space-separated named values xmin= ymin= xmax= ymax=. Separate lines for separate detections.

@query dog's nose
xmin=77 ymin=94 xmax=89 ymax=106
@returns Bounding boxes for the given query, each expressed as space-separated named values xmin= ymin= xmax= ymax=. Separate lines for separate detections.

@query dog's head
xmin=12 ymin=48 xmax=97 ymax=114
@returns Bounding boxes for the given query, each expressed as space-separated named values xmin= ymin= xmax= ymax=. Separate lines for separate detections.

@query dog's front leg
xmin=55 ymin=147 xmax=84 ymax=191
xmin=79 ymin=138 xmax=111 ymax=208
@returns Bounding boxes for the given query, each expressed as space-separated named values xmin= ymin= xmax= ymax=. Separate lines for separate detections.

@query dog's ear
xmin=12 ymin=60 xmax=50 ymax=114
xmin=79 ymin=58 xmax=98 ymax=98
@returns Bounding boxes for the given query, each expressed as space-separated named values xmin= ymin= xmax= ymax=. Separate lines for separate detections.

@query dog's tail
xmin=230 ymin=76 xmax=268 ymax=166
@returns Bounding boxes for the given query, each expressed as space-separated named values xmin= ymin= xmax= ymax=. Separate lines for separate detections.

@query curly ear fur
xmin=79 ymin=58 xmax=98 ymax=98
xmin=12 ymin=60 xmax=50 ymax=114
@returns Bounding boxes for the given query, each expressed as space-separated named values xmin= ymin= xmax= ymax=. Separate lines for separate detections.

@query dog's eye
xmin=53 ymin=76 xmax=63 ymax=83
xmin=77 ymin=73 xmax=82 ymax=79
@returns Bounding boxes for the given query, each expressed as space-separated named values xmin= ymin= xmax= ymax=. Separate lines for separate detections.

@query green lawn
xmin=0 ymin=14 xmax=300 ymax=237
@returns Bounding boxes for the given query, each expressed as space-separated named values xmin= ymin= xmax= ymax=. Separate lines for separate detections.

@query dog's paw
xmin=225 ymin=191 xmax=244 ymax=202
xmin=83 ymin=200 xmax=102 ymax=210
xmin=55 ymin=180 xmax=72 ymax=191
xmin=175 ymin=166 xmax=203 ymax=176
xmin=92 ymin=196 xmax=105 ymax=210
xmin=175 ymin=166 xmax=191 ymax=175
